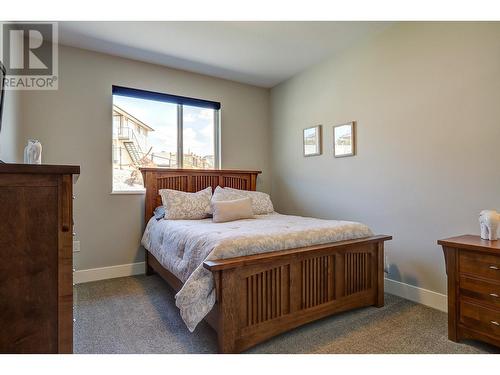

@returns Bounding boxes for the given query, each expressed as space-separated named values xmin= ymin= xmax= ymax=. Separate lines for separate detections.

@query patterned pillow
xmin=159 ymin=186 xmax=212 ymax=220
xmin=211 ymin=186 xmax=274 ymax=215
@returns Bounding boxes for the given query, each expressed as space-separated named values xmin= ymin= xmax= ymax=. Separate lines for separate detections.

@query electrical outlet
xmin=384 ymin=253 xmax=390 ymax=274
xmin=73 ymin=240 xmax=80 ymax=253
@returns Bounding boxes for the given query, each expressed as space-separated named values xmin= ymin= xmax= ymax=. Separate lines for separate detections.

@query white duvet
xmin=141 ymin=212 xmax=373 ymax=332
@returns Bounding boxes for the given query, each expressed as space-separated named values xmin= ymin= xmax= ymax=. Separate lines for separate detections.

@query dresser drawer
xmin=459 ymin=251 xmax=500 ymax=282
xmin=460 ymin=299 xmax=500 ymax=337
xmin=460 ymin=276 xmax=500 ymax=308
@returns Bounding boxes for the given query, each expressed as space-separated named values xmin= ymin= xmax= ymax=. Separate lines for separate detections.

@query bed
xmin=140 ymin=168 xmax=392 ymax=353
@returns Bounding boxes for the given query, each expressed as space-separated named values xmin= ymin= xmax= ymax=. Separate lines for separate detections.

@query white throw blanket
xmin=141 ymin=212 xmax=373 ymax=332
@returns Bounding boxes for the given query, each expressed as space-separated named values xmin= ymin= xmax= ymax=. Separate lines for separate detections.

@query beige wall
xmin=270 ymin=22 xmax=500 ymax=294
xmin=0 ymin=22 xmax=21 ymax=163
xmin=0 ymin=89 xmax=21 ymax=162
xmin=19 ymin=45 xmax=270 ymax=270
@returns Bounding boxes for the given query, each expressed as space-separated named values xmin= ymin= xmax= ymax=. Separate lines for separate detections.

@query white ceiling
xmin=58 ymin=22 xmax=393 ymax=88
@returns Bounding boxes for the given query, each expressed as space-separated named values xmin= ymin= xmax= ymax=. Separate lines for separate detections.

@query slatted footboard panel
xmin=244 ymin=265 xmax=290 ymax=327
xmin=345 ymin=252 xmax=372 ymax=295
xmin=301 ymin=255 xmax=335 ymax=309
xmin=239 ymin=247 xmax=375 ymax=330
xmin=205 ymin=237 xmax=391 ymax=353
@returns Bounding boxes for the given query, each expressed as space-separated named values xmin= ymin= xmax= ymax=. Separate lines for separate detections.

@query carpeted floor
xmin=74 ymin=275 xmax=499 ymax=354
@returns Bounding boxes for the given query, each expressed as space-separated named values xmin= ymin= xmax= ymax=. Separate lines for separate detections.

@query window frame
xmin=111 ymin=85 xmax=221 ymax=194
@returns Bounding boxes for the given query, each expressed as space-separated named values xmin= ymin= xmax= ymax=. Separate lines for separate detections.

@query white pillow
xmin=211 ymin=186 xmax=274 ymax=215
xmin=212 ymin=197 xmax=254 ymax=223
xmin=159 ymin=186 xmax=212 ymax=220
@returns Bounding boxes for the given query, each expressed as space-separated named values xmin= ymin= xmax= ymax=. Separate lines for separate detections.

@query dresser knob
xmin=491 ymin=321 xmax=500 ymax=326
xmin=489 ymin=265 xmax=499 ymax=270
xmin=490 ymin=293 xmax=499 ymax=298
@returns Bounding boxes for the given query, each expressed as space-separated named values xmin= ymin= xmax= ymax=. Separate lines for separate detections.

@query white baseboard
xmin=73 ymin=264 xmax=448 ymax=313
xmin=74 ymin=262 xmax=145 ymax=284
xmin=385 ymin=277 xmax=447 ymax=312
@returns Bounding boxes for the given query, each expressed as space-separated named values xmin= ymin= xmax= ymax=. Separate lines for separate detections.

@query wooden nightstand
xmin=438 ymin=235 xmax=500 ymax=348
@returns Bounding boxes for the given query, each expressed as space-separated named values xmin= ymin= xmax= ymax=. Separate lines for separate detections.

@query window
xmin=111 ymin=86 xmax=221 ymax=192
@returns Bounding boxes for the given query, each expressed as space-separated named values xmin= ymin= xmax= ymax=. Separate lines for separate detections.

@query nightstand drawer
xmin=460 ymin=276 xmax=500 ymax=308
xmin=460 ymin=299 xmax=500 ymax=337
xmin=459 ymin=251 xmax=500 ymax=282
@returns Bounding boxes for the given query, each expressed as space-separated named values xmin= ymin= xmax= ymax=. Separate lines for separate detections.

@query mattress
xmin=141 ymin=212 xmax=373 ymax=332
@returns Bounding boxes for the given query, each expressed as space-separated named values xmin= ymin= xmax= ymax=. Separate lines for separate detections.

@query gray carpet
xmin=74 ymin=275 xmax=499 ymax=354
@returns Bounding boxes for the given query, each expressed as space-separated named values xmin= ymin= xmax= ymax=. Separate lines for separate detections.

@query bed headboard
xmin=140 ymin=168 xmax=261 ymax=222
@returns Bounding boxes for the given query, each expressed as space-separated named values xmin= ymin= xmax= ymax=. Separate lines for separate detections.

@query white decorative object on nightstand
xmin=479 ymin=209 xmax=500 ymax=240
xmin=23 ymin=139 xmax=42 ymax=164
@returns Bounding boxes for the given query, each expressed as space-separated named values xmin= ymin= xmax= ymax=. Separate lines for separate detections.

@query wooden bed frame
xmin=140 ymin=168 xmax=392 ymax=353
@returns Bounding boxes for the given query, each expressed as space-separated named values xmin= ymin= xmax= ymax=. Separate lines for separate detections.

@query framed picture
xmin=333 ymin=122 xmax=355 ymax=158
xmin=303 ymin=125 xmax=322 ymax=157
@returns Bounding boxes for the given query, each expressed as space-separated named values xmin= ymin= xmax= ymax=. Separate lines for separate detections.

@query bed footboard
xmin=203 ymin=235 xmax=392 ymax=353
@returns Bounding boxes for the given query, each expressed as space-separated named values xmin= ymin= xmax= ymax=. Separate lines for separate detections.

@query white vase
xmin=24 ymin=139 xmax=42 ymax=164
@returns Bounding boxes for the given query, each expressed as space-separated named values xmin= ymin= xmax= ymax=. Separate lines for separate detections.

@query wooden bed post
xmin=216 ymin=269 xmax=239 ymax=354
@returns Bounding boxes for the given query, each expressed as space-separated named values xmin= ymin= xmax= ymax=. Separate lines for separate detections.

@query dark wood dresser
xmin=439 ymin=235 xmax=500 ymax=348
xmin=0 ymin=164 xmax=80 ymax=353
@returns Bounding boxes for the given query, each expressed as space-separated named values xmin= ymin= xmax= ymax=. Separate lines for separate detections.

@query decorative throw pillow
xmin=212 ymin=197 xmax=254 ymax=223
xmin=159 ymin=186 xmax=212 ymax=220
xmin=153 ymin=206 xmax=165 ymax=220
xmin=211 ymin=186 xmax=274 ymax=215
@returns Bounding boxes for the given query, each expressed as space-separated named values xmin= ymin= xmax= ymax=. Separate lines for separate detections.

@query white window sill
xmin=110 ymin=190 xmax=146 ymax=195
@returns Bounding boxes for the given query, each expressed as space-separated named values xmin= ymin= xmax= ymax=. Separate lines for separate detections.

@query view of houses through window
xmin=112 ymin=92 xmax=219 ymax=192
